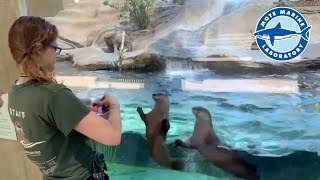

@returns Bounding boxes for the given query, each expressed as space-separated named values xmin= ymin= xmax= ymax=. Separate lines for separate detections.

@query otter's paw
xmin=161 ymin=119 xmax=170 ymax=133
xmin=136 ymin=107 xmax=143 ymax=114
xmin=174 ymin=139 xmax=183 ymax=147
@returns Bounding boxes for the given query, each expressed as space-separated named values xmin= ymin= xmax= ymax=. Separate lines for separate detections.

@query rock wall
xmin=46 ymin=0 xmax=120 ymax=46
xmin=26 ymin=0 xmax=63 ymax=17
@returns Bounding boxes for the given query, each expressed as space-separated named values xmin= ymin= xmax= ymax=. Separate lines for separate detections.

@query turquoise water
xmin=57 ymin=64 xmax=320 ymax=179
xmin=72 ymin=70 xmax=320 ymax=155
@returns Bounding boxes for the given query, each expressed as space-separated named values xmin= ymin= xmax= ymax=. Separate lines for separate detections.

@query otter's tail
xmin=170 ymin=159 xmax=185 ymax=170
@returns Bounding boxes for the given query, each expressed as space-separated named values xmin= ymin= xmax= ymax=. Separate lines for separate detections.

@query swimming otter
xmin=175 ymin=106 xmax=258 ymax=180
xmin=136 ymin=93 xmax=184 ymax=170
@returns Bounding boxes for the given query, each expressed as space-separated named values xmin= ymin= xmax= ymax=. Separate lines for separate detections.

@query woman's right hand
xmin=94 ymin=94 xmax=119 ymax=110
xmin=102 ymin=94 xmax=119 ymax=107
xmin=75 ymin=93 xmax=122 ymax=146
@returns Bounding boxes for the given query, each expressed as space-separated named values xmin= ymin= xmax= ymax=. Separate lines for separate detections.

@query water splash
xmin=150 ymin=0 xmax=249 ymax=57
xmin=165 ymin=58 xmax=205 ymax=71
xmin=171 ymin=0 xmax=226 ymax=31
xmin=157 ymin=0 xmax=247 ymax=32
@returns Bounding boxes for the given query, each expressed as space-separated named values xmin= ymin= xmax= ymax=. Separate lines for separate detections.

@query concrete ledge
xmin=192 ymin=54 xmax=320 ymax=76
xmin=182 ymin=79 xmax=299 ymax=94
xmin=55 ymin=76 xmax=144 ymax=89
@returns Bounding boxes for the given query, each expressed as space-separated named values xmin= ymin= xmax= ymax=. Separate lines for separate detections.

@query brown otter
xmin=104 ymin=33 xmax=132 ymax=53
xmin=175 ymin=106 xmax=258 ymax=180
xmin=136 ymin=93 xmax=184 ymax=170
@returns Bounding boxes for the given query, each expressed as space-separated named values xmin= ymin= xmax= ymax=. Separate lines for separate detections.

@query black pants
xmin=87 ymin=153 xmax=109 ymax=180
xmin=86 ymin=175 xmax=109 ymax=180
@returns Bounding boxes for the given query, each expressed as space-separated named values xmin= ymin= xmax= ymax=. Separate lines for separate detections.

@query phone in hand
xmin=90 ymin=104 xmax=109 ymax=116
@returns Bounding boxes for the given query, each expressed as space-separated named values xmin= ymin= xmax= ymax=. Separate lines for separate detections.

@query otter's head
xmin=152 ymin=93 xmax=169 ymax=110
xmin=152 ymin=93 xmax=169 ymax=105
xmin=14 ymin=121 xmax=23 ymax=133
xmin=192 ymin=106 xmax=212 ymax=121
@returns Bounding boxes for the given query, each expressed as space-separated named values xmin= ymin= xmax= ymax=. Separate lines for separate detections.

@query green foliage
xmin=276 ymin=0 xmax=290 ymax=7
xmin=122 ymin=0 xmax=154 ymax=29
xmin=104 ymin=0 xmax=154 ymax=30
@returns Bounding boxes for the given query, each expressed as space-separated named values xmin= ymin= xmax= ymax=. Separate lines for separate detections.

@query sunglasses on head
xmin=48 ymin=45 xmax=62 ymax=55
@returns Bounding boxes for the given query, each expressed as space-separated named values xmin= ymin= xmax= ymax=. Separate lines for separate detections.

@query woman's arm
xmin=74 ymin=104 xmax=122 ymax=146
xmin=48 ymin=88 xmax=122 ymax=146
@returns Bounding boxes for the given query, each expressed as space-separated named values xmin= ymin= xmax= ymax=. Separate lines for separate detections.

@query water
xmin=56 ymin=62 xmax=320 ymax=179
xmin=67 ymin=69 xmax=320 ymax=156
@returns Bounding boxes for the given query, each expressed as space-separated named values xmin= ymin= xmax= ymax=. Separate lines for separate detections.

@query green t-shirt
xmin=8 ymin=79 xmax=96 ymax=180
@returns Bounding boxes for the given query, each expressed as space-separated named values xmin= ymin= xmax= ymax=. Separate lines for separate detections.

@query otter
xmin=175 ymin=106 xmax=258 ymax=180
xmin=104 ymin=33 xmax=132 ymax=53
xmin=136 ymin=93 xmax=184 ymax=170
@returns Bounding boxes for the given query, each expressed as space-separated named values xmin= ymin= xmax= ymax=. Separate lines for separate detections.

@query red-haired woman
xmin=7 ymin=16 xmax=122 ymax=180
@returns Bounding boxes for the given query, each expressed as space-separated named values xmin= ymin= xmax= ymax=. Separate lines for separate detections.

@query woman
xmin=7 ymin=16 xmax=122 ymax=180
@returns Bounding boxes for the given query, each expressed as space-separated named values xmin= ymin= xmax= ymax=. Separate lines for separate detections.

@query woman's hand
xmin=75 ymin=93 xmax=122 ymax=146
xmin=94 ymin=94 xmax=120 ymax=113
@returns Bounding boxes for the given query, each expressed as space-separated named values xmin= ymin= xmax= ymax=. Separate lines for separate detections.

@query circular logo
xmin=253 ymin=7 xmax=312 ymax=61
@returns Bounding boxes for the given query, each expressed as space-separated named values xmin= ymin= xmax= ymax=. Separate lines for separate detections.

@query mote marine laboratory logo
xmin=253 ymin=7 xmax=312 ymax=61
